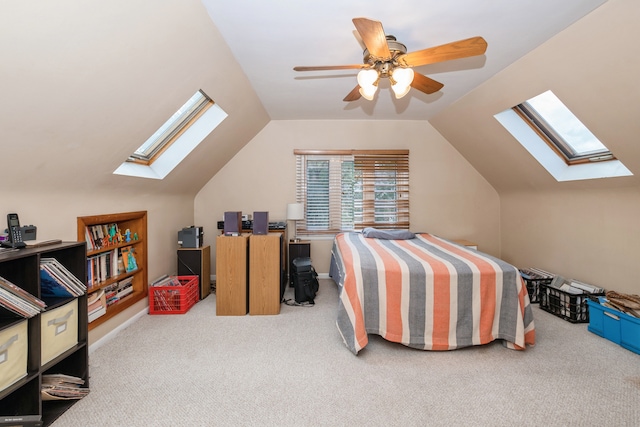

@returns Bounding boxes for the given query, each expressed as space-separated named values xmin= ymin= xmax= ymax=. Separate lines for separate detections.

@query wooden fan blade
xmin=397 ymin=36 xmax=487 ymax=68
xmin=343 ymin=85 xmax=362 ymax=102
xmin=410 ymin=72 xmax=444 ymax=95
xmin=352 ymin=17 xmax=391 ymax=61
xmin=294 ymin=64 xmax=367 ymax=72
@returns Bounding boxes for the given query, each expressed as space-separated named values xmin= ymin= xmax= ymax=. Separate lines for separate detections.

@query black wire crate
xmin=539 ymin=283 xmax=603 ymax=323
xmin=519 ymin=268 xmax=554 ymax=304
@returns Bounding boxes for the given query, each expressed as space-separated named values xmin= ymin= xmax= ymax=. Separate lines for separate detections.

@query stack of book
xmin=87 ymin=289 xmax=107 ymax=323
xmin=0 ymin=275 xmax=46 ymax=318
xmin=549 ymin=276 xmax=605 ymax=295
xmin=116 ymin=276 xmax=133 ymax=299
xmin=40 ymin=258 xmax=87 ymax=298
xmin=41 ymin=374 xmax=89 ymax=401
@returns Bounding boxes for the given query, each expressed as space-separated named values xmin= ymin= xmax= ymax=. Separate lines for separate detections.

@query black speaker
xmin=177 ymin=246 xmax=211 ymax=300
xmin=253 ymin=211 xmax=269 ymax=235
xmin=224 ymin=211 xmax=242 ymax=235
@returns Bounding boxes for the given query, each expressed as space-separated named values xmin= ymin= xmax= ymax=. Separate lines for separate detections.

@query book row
xmin=87 ymin=276 xmax=133 ymax=323
xmin=87 ymin=246 xmax=138 ymax=289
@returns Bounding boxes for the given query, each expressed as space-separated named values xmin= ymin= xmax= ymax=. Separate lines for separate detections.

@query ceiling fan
xmin=293 ymin=17 xmax=488 ymax=102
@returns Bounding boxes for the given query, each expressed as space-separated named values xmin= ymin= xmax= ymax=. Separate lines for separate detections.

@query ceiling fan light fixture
xmin=359 ymin=85 xmax=378 ymax=101
xmin=391 ymin=67 xmax=414 ymax=99
xmin=357 ymin=68 xmax=380 ymax=100
xmin=357 ymin=68 xmax=379 ymax=87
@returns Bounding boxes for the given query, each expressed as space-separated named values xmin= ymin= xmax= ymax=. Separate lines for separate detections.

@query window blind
xmin=294 ymin=149 xmax=409 ymax=236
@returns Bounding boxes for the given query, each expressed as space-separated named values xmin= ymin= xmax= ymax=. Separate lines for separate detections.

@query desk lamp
xmin=286 ymin=203 xmax=304 ymax=242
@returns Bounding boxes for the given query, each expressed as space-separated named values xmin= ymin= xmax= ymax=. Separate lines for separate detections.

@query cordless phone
xmin=2 ymin=213 xmax=26 ymax=248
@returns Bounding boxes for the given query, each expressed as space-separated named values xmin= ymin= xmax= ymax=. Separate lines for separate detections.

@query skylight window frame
xmin=513 ymin=96 xmax=615 ymax=165
xmin=127 ymin=90 xmax=214 ymax=166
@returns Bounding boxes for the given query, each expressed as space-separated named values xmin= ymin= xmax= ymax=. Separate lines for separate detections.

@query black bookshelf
xmin=0 ymin=242 xmax=88 ymax=426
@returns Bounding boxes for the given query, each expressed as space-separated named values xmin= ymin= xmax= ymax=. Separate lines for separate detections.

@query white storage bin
xmin=41 ymin=299 xmax=78 ymax=365
xmin=0 ymin=319 xmax=28 ymax=392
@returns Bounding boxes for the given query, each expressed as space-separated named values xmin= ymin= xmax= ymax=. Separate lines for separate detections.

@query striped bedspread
xmin=329 ymin=232 xmax=535 ymax=354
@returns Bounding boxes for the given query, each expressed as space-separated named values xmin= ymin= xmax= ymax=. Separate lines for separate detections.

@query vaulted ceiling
xmin=5 ymin=0 xmax=639 ymax=197
xmin=202 ymin=0 xmax=606 ymax=120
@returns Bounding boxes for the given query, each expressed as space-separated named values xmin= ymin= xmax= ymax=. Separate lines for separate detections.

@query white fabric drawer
xmin=41 ymin=299 xmax=78 ymax=365
xmin=0 ymin=319 xmax=28 ymax=392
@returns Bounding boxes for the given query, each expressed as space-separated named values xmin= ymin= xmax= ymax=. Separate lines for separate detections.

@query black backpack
xmin=292 ymin=257 xmax=319 ymax=305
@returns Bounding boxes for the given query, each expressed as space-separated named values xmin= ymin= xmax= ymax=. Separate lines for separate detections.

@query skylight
xmin=515 ymin=90 xmax=612 ymax=163
xmin=114 ymin=89 xmax=227 ymax=180
xmin=129 ymin=90 xmax=213 ymax=164
xmin=495 ymin=90 xmax=632 ymax=182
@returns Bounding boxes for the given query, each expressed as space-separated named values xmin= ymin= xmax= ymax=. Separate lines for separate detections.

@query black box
xmin=178 ymin=226 xmax=203 ymax=248
xmin=292 ymin=256 xmax=312 ymax=273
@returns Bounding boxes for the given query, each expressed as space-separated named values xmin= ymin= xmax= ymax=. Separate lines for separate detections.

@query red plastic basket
xmin=148 ymin=275 xmax=199 ymax=315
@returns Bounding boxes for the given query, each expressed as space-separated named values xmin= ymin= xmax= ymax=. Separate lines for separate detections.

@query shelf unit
xmin=76 ymin=211 xmax=147 ymax=330
xmin=216 ymin=235 xmax=249 ymax=315
xmin=249 ymin=234 xmax=281 ymax=315
xmin=0 ymin=242 xmax=88 ymax=426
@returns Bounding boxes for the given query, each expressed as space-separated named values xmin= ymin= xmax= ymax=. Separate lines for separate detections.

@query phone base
xmin=0 ymin=240 xmax=26 ymax=249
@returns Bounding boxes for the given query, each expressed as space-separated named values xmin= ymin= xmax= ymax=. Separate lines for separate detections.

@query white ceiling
xmin=201 ymin=0 xmax=606 ymax=121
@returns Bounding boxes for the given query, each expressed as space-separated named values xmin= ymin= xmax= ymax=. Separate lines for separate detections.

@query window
xmin=114 ymin=89 xmax=227 ymax=180
xmin=514 ymin=90 xmax=613 ymax=164
xmin=128 ymin=90 xmax=213 ymax=165
xmin=294 ymin=150 xmax=409 ymax=236
xmin=495 ymin=90 xmax=632 ymax=182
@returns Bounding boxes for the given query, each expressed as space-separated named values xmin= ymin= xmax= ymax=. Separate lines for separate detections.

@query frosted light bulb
xmin=391 ymin=67 xmax=414 ymax=99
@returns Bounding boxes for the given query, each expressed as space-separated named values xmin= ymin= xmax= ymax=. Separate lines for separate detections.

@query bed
xmin=329 ymin=231 xmax=535 ymax=354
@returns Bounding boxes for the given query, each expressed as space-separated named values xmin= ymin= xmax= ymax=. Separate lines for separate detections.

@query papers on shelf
xmin=41 ymin=373 xmax=89 ymax=401
xmin=40 ymin=258 xmax=87 ymax=298
xmin=0 ymin=275 xmax=46 ymax=318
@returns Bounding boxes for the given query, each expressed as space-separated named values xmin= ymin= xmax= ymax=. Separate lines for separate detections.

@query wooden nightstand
xmin=452 ymin=239 xmax=478 ymax=250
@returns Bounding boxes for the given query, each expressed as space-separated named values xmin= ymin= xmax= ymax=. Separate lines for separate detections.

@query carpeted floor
xmin=52 ymin=280 xmax=640 ymax=426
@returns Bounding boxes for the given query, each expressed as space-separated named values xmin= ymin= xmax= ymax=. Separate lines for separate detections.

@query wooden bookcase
xmin=0 ymin=242 xmax=88 ymax=426
xmin=76 ymin=211 xmax=148 ymax=330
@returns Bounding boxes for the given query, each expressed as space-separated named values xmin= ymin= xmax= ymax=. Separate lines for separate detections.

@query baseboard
xmin=89 ymin=307 xmax=148 ymax=354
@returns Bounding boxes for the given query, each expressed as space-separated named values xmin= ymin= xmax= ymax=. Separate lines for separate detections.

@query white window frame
xmin=294 ymin=149 xmax=409 ymax=237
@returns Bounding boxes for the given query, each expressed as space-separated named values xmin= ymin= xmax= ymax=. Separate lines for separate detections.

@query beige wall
xmin=195 ymin=120 xmax=500 ymax=276
xmin=0 ymin=188 xmax=194 ymax=345
xmin=431 ymin=0 xmax=640 ymax=295
xmin=501 ymin=188 xmax=640 ymax=295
